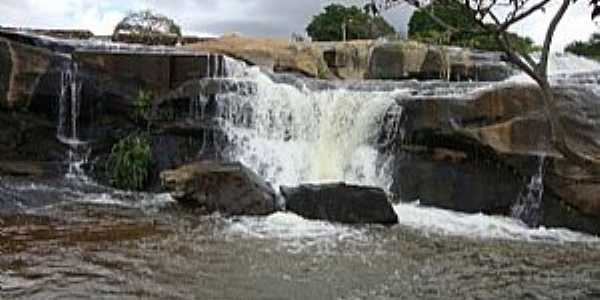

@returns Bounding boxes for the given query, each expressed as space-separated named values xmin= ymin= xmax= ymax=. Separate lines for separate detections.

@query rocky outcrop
xmin=186 ymin=36 xmax=515 ymax=81
xmin=392 ymin=84 xmax=600 ymax=234
xmin=1 ymin=28 xmax=94 ymax=40
xmin=186 ymin=35 xmax=330 ymax=78
xmin=280 ymin=183 xmax=398 ymax=225
xmin=367 ymin=41 xmax=448 ymax=80
xmin=367 ymin=42 xmax=515 ymax=81
xmin=315 ymin=40 xmax=375 ymax=80
xmin=0 ymin=36 xmax=70 ymax=109
xmin=161 ymin=161 xmax=277 ymax=216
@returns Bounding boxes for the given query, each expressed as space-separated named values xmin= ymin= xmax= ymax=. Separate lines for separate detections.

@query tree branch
xmin=538 ymin=0 xmax=571 ymax=78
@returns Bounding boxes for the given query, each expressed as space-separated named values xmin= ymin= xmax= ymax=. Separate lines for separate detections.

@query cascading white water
xmin=511 ymin=156 xmax=546 ymax=227
xmin=57 ymin=62 xmax=89 ymax=179
xmin=507 ymin=52 xmax=600 ymax=83
xmin=216 ymin=64 xmax=405 ymax=191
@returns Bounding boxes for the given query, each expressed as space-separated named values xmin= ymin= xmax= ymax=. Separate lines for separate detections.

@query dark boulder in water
xmin=161 ymin=161 xmax=277 ymax=216
xmin=280 ymin=183 xmax=398 ymax=225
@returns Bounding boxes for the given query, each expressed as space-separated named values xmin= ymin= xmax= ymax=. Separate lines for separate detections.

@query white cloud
xmin=0 ymin=0 xmax=597 ymax=50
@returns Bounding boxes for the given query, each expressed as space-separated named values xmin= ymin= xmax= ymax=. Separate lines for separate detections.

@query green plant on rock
xmin=107 ymin=133 xmax=152 ymax=190
xmin=133 ymin=89 xmax=153 ymax=123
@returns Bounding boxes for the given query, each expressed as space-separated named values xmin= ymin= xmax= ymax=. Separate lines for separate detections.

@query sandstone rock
xmin=316 ymin=40 xmax=374 ymax=80
xmin=185 ymin=35 xmax=329 ymax=78
xmin=0 ymin=36 xmax=69 ymax=109
xmin=161 ymin=161 xmax=276 ymax=216
xmin=393 ymin=83 xmax=600 ymax=234
xmin=280 ymin=183 xmax=398 ymax=225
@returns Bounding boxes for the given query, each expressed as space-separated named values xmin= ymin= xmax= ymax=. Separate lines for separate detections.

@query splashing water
xmin=56 ymin=62 xmax=90 ymax=179
xmin=511 ymin=156 xmax=546 ymax=227
xmin=507 ymin=52 xmax=600 ymax=83
xmin=215 ymin=65 xmax=405 ymax=191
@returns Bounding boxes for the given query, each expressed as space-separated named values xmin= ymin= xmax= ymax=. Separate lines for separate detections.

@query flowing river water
xmin=2 ymin=53 xmax=600 ymax=299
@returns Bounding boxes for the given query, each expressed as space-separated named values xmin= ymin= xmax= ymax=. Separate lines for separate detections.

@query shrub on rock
xmin=112 ymin=10 xmax=182 ymax=46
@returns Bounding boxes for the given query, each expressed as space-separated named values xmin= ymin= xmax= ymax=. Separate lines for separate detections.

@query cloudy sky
xmin=0 ymin=0 xmax=597 ymax=50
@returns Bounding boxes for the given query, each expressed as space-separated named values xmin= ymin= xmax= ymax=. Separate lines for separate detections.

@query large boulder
xmin=280 ymin=183 xmax=398 ymax=225
xmin=367 ymin=41 xmax=444 ymax=80
xmin=161 ymin=161 xmax=277 ymax=216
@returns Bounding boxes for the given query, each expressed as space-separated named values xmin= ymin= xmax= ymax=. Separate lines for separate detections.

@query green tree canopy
xmin=307 ymin=4 xmax=396 ymax=41
xmin=565 ymin=33 xmax=600 ymax=60
xmin=408 ymin=1 xmax=538 ymax=53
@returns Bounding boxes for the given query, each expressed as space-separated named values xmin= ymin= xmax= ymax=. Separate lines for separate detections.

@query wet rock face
xmin=393 ymin=84 xmax=600 ymax=234
xmin=161 ymin=161 xmax=277 ymax=216
xmin=0 ymin=37 xmax=71 ymax=109
xmin=392 ymin=148 xmax=525 ymax=215
xmin=280 ymin=183 xmax=398 ymax=225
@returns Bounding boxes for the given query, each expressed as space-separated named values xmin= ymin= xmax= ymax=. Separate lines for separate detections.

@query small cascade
xmin=57 ymin=62 xmax=90 ymax=179
xmin=189 ymin=94 xmax=209 ymax=120
xmin=511 ymin=156 xmax=546 ymax=227
xmin=214 ymin=61 xmax=406 ymax=191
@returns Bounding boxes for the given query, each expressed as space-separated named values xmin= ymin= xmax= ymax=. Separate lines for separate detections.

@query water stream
xmin=56 ymin=62 xmax=90 ymax=179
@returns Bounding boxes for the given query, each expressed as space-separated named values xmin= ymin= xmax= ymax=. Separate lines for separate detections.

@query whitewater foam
xmin=218 ymin=66 xmax=404 ymax=191
xmin=395 ymin=202 xmax=598 ymax=243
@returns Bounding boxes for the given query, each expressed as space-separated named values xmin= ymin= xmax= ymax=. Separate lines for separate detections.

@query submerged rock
xmin=280 ymin=183 xmax=398 ymax=225
xmin=161 ymin=161 xmax=276 ymax=216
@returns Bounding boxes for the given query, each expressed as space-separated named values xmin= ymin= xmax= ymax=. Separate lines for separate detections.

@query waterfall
xmin=215 ymin=63 xmax=406 ymax=191
xmin=511 ymin=156 xmax=545 ymax=227
xmin=56 ymin=62 xmax=89 ymax=179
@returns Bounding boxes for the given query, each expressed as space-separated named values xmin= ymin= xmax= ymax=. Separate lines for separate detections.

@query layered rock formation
xmin=186 ymin=35 xmax=330 ymax=78
xmin=0 ymin=30 xmax=225 ymax=182
xmin=392 ymin=84 xmax=600 ymax=233
xmin=186 ymin=35 xmax=516 ymax=81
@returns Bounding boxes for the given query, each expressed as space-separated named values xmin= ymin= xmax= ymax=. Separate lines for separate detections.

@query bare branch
xmin=538 ymin=0 xmax=571 ymax=78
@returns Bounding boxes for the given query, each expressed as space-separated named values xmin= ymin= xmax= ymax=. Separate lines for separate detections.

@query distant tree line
xmin=408 ymin=1 xmax=538 ymax=53
xmin=306 ymin=4 xmax=396 ymax=41
xmin=565 ymin=33 xmax=600 ymax=60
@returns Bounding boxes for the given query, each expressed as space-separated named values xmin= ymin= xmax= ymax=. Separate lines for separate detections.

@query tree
xmin=306 ymin=4 xmax=395 ymax=41
xmin=368 ymin=0 xmax=600 ymax=170
xmin=113 ymin=10 xmax=182 ymax=45
xmin=565 ymin=32 xmax=600 ymax=60
xmin=408 ymin=1 xmax=538 ymax=53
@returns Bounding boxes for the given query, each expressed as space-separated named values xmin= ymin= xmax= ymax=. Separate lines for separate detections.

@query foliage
xmin=113 ymin=10 xmax=182 ymax=43
xmin=306 ymin=4 xmax=396 ymax=41
xmin=133 ymin=89 xmax=153 ymax=122
xmin=107 ymin=133 xmax=152 ymax=191
xmin=565 ymin=33 xmax=600 ymax=60
xmin=408 ymin=1 xmax=538 ymax=53
xmin=369 ymin=0 xmax=600 ymax=170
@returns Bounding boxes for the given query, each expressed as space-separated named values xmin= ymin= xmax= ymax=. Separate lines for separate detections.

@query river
xmin=2 ymin=53 xmax=600 ymax=300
